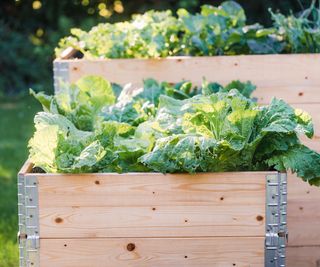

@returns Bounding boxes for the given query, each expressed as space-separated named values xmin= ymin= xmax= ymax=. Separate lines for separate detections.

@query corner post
xmin=18 ymin=172 xmax=40 ymax=267
xmin=265 ymin=172 xmax=288 ymax=267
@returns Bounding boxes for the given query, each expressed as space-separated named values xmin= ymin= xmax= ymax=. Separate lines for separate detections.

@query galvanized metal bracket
xmin=265 ymin=172 xmax=288 ymax=267
xmin=53 ymin=61 xmax=70 ymax=93
xmin=18 ymin=174 xmax=40 ymax=267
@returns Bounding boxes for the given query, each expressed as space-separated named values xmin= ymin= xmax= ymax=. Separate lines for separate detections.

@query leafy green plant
xmin=271 ymin=0 xmax=320 ymax=53
xmin=29 ymin=76 xmax=320 ymax=186
xmin=56 ymin=1 xmax=320 ymax=58
xmin=56 ymin=1 xmax=286 ymax=58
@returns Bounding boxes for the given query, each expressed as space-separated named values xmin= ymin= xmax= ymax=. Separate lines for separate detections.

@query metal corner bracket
xmin=265 ymin=172 xmax=288 ymax=267
xmin=18 ymin=174 xmax=40 ymax=267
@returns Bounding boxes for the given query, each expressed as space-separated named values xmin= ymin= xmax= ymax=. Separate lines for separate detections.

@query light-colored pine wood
xmin=36 ymin=172 xmax=267 ymax=239
xmin=40 ymin=237 xmax=264 ymax=267
xmin=287 ymin=246 xmax=320 ymax=267
xmin=37 ymin=172 xmax=266 ymax=207
xmin=287 ymin=173 xmax=320 ymax=247
xmin=18 ymin=160 xmax=33 ymax=175
xmin=55 ymin=54 xmax=320 ymax=104
xmin=39 ymin=205 xmax=265 ymax=238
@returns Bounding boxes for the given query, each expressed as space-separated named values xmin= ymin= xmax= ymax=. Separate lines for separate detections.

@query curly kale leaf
xmin=267 ymin=145 xmax=320 ymax=186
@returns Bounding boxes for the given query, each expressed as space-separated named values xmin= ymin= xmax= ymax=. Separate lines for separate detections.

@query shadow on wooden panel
xmin=287 ymin=246 xmax=320 ymax=267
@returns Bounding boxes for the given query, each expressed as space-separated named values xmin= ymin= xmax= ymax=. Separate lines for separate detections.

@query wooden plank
xmin=40 ymin=237 xmax=264 ymax=267
xmin=18 ymin=160 xmax=33 ymax=175
xmin=287 ymin=246 xmax=320 ymax=267
xmin=55 ymin=54 xmax=320 ymax=104
xmin=287 ymin=173 xmax=320 ymax=246
xmin=36 ymin=172 xmax=266 ymax=238
xmin=299 ymin=137 xmax=320 ymax=152
xmin=37 ymin=172 xmax=266 ymax=207
xmin=39 ymin=205 xmax=265 ymax=238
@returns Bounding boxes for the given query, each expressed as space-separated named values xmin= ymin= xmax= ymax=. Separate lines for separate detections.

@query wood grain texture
xmin=287 ymin=173 xmax=320 ymax=246
xmin=37 ymin=172 xmax=267 ymax=238
xmin=37 ymin=172 xmax=266 ymax=207
xmin=40 ymin=237 xmax=264 ymax=267
xmin=39 ymin=205 xmax=265 ymax=238
xmin=54 ymin=54 xmax=320 ymax=104
xmin=18 ymin=160 xmax=33 ymax=175
xmin=287 ymin=246 xmax=320 ymax=267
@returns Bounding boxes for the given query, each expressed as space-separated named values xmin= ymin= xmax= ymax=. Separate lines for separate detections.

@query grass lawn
xmin=0 ymin=97 xmax=40 ymax=267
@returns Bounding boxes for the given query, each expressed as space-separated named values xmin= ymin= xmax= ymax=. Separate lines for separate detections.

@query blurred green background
xmin=0 ymin=0 xmax=314 ymax=266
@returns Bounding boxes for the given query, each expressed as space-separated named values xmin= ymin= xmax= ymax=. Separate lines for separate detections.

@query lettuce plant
xmin=55 ymin=1 xmax=285 ymax=58
xmin=29 ymin=76 xmax=320 ymax=186
xmin=56 ymin=1 xmax=320 ymax=58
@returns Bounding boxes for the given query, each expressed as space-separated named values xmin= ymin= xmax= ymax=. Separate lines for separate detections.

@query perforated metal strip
xmin=18 ymin=174 xmax=40 ymax=267
xmin=265 ymin=173 xmax=287 ymax=267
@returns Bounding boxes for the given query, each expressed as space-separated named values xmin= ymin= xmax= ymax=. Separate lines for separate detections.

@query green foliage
xmin=0 ymin=234 xmax=18 ymax=267
xmin=31 ymin=76 xmax=116 ymax=130
xmin=267 ymin=145 xmax=320 ymax=186
xmin=271 ymin=1 xmax=320 ymax=53
xmin=56 ymin=1 xmax=287 ymax=58
xmin=140 ymin=92 xmax=320 ymax=187
xmin=29 ymin=76 xmax=320 ymax=186
xmin=56 ymin=1 xmax=320 ymax=59
xmin=29 ymin=76 xmax=255 ymax=173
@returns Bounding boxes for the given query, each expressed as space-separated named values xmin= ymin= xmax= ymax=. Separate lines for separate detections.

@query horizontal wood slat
xmin=40 ymin=237 xmax=264 ymax=267
xmin=287 ymin=246 xmax=320 ymax=267
xmin=36 ymin=172 xmax=267 ymax=239
xmin=37 ymin=172 xmax=266 ymax=207
xmin=39 ymin=205 xmax=265 ymax=238
xmin=55 ymin=54 xmax=320 ymax=104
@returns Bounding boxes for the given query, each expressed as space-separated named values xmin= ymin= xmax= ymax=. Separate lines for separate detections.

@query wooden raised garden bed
xmin=53 ymin=53 xmax=320 ymax=267
xmin=18 ymin=161 xmax=287 ymax=267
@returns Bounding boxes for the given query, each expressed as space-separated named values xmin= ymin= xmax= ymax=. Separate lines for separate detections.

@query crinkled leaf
xmin=139 ymin=135 xmax=245 ymax=173
xmin=295 ymin=108 xmax=314 ymax=138
xmin=29 ymin=125 xmax=60 ymax=173
xmin=72 ymin=141 xmax=106 ymax=172
xmin=220 ymin=1 xmax=246 ymax=26
xmin=267 ymin=145 xmax=320 ymax=185
xmin=247 ymin=36 xmax=285 ymax=54
xmin=223 ymin=80 xmax=256 ymax=98
xmin=30 ymin=89 xmax=53 ymax=111
xmin=76 ymin=75 xmax=116 ymax=108
xmin=258 ymin=98 xmax=297 ymax=134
